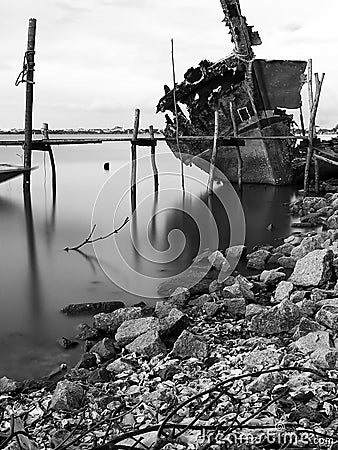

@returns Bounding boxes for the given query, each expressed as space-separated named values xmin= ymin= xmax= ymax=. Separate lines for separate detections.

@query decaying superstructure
xmin=157 ymin=0 xmax=307 ymax=185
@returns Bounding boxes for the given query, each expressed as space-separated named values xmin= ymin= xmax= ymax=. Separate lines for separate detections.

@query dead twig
xmin=64 ymin=217 xmax=129 ymax=252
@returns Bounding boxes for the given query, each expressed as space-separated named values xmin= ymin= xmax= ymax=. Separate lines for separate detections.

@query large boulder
xmin=126 ymin=329 xmax=166 ymax=357
xmin=251 ymin=299 xmax=300 ymax=335
xmin=93 ymin=307 xmax=142 ymax=334
xmin=50 ymin=381 xmax=84 ymax=411
xmin=289 ymin=249 xmax=333 ymax=287
xmin=171 ymin=330 xmax=208 ymax=359
xmin=115 ymin=317 xmax=160 ymax=346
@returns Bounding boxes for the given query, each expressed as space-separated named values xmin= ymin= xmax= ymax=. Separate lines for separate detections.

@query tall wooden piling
xmin=207 ymin=108 xmax=219 ymax=196
xmin=304 ymin=71 xmax=325 ymax=196
xmin=42 ymin=123 xmax=57 ymax=204
xmin=131 ymin=108 xmax=140 ymax=211
xmin=149 ymin=125 xmax=159 ymax=192
xmin=229 ymin=101 xmax=243 ymax=190
xmin=23 ymin=18 xmax=37 ymax=190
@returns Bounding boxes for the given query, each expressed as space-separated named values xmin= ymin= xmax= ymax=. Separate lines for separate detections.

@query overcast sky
xmin=1 ymin=0 xmax=338 ymax=130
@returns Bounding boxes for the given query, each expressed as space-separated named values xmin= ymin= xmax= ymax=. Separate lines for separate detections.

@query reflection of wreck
xmin=157 ymin=0 xmax=307 ymax=185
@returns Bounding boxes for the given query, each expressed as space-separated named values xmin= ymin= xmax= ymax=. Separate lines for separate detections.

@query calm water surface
xmin=0 ymin=134 xmax=297 ymax=379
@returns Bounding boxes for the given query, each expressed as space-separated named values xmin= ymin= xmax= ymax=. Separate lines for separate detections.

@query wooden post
xmin=42 ymin=123 xmax=57 ymax=204
xmin=304 ymin=72 xmax=325 ymax=196
xmin=207 ymin=108 xmax=219 ymax=196
xmin=308 ymin=59 xmax=313 ymax=112
xmin=23 ymin=18 xmax=37 ymax=191
xmin=149 ymin=125 xmax=159 ymax=192
xmin=131 ymin=108 xmax=140 ymax=211
xmin=229 ymin=101 xmax=243 ymax=190
xmin=299 ymin=103 xmax=306 ymax=136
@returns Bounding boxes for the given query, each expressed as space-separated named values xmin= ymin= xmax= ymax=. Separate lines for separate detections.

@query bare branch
xmin=64 ymin=217 xmax=129 ymax=252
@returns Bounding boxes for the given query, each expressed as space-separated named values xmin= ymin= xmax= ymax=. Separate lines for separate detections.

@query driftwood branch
xmin=64 ymin=217 xmax=129 ymax=252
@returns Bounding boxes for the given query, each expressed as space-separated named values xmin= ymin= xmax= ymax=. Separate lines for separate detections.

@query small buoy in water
xmin=103 ymin=162 xmax=110 ymax=171
xmin=266 ymin=223 xmax=274 ymax=231
xmin=60 ymin=363 xmax=67 ymax=371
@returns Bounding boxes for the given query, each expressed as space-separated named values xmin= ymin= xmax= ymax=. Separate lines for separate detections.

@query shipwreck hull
xmin=167 ymin=119 xmax=294 ymax=185
xmin=157 ymin=0 xmax=307 ymax=186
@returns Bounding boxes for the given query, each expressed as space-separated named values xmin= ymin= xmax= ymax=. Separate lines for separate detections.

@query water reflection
xmin=23 ymin=189 xmax=42 ymax=315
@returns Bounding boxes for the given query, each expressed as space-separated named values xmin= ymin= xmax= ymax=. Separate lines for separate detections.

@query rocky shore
xmin=3 ymin=193 xmax=338 ymax=449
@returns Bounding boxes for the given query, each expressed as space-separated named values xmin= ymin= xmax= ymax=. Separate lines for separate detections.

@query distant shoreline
xmin=0 ymin=128 xmax=162 ymax=135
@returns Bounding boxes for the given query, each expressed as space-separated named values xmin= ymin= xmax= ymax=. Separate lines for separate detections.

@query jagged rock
xmin=223 ymin=297 xmax=246 ymax=318
xmin=290 ymin=290 xmax=307 ymax=303
xmin=89 ymin=337 xmax=116 ymax=361
xmin=171 ymin=330 xmax=208 ymax=359
xmin=248 ymin=372 xmax=285 ymax=392
xmin=154 ymin=301 xmax=175 ymax=318
xmin=56 ymin=336 xmax=79 ymax=349
xmin=260 ymin=269 xmax=286 ymax=285
xmin=0 ymin=376 xmax=18 ymax=394
xmin=275 ymin=243 xmax=294 ymax=256
xmin=50 ymin=380 xmax=84 ymax=411
xmin=246 ymin=249 xmax=271 ymax=270
xmin=245 ymin=304 xmax=268 ymax=320
xmin=292 ymin=330 xmax=331 ymax=354
xmin=189 ymin=294 xmax=212 ymax=307
xmin=290 ymin=249 xmax=333 ymax=287
xmin=222 ymin=283 xmax=242 ymax=298
xmin=87 ymin=367 xmax=112 ymax=383
xmin=76 ymin=323 xmax=99 ymax=340
xmin=292 ymin=317 xmax=324 ymax=340
xmin=203 ymin=302 xmax=221 ymax=317
xmin=126 ymin=329 xmax=166 ymax=357
xmin=278 ymin=256 xmax=296 ymax=269
xmin=106 ymin=358 xmax=136 ymax=374
xmin=169 ymin=287 xmax=190 ymax=308
xmin=243 ymin=348 xmax=281 ymax=369
xmin=115 ymin=317 xmax=160 ymax=346
xmin=274 ymin=281 xmax=294 ymax=303
xmin=296 ymin=297 xmax=316 ymax=317
xmin=75 ymin=352 xmax=97 ymax=369
xmin=268 ymin=252 xmax=284 ymax=265
xmin=160 ymin=308 xmax=189 ymax=338
xmin=315 ymin=305 xmax=338 ymax=330
xmin=327 ymin=214 xmax=338 ymax=229
xmin=291 ymin=236 xmax=322 ymax=260
xmin=208 ymin=250 xmax=227 ymax=270
xmin=251 ymin=299 xmax=300 ymax=335
xmin=93 ymin=307 xmax=142 ymax=334
xmin=311 ymin=348 xmax=337 ymax=369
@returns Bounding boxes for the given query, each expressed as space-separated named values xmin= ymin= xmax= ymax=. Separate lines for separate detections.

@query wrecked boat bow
xmin=157 ymin=0 xmax=307 ymax=185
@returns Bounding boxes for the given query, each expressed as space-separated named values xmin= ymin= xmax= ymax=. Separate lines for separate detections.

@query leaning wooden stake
xmin=23 ymin=18 xmax=37 ymax=191
xmin=131 ymin=108 xmax=140 ymax=212
xmin=304 ymin=72 xmax=325 ymax=196
xmin=149 ymin=125 xmax=159 ymax=192
xmin=229 ymin=101 xmax=243 ymax=190
xmin=171 ymin=38 xmax=185 ymax=191
xmin=42 ymin=123 xmax=57 ymax=204
xmin=207 ymin=108 xmax=219 ymax=196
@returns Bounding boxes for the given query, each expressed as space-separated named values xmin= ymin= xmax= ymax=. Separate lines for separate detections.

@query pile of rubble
xmin=3 ymin=194 xmax=338 ymax=449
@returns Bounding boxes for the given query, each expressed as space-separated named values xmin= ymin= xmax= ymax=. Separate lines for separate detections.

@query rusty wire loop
xmin=90 ymin=366 xmax=338 ymax=450
xmin=15 ymin=51 xmax=35 ymax=86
